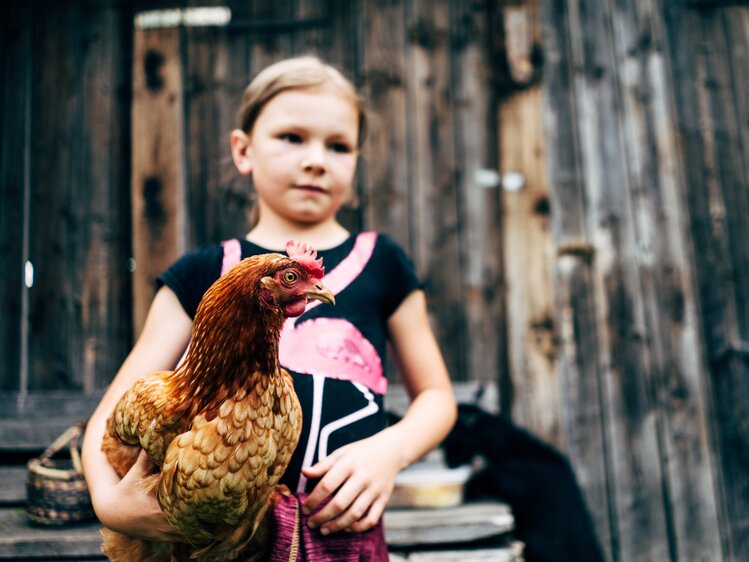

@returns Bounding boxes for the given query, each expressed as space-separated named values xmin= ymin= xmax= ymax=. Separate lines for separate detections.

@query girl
xmin=81 ymin=56 xmax=456 ymax=558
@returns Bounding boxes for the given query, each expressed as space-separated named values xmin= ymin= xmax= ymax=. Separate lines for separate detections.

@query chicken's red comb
xmin=285 ymin=240 xmax=325 ymax=279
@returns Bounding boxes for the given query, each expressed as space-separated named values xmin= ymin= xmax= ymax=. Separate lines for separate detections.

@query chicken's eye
xmin=282 ymin=270 xmax=298 ymax=285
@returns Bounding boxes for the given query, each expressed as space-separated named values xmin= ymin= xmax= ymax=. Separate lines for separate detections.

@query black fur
xmin=440 ymin=404 xmax=605 ymax=562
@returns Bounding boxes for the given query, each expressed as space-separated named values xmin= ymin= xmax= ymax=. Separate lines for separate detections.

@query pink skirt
xmin=238 ymin=493 xmax=389 ymax=562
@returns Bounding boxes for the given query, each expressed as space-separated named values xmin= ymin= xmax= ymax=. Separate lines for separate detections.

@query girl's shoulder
xmin=360 ymin=232 xmax=423 ymax=317
xmin=157 ymin=242 xmax=226 ymax=319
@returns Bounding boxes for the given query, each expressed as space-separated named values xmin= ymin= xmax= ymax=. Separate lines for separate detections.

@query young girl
xmin=81 ymin=56 xmax=456 ymax=558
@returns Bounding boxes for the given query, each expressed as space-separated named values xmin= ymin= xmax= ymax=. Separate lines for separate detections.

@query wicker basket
xmin=26 ymin=422 xmax=96 ymax=525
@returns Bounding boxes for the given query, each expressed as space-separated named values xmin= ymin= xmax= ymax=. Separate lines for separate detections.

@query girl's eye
xmin=283 ymin=271 xmax=298 ymax=284
xmin=279 ymin=133 xmax=302 ymax=144
xmin=330 ymin=142 xmax=352 ymax=154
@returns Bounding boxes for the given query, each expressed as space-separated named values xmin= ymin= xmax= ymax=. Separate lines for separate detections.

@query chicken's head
xmin=257 ymin=241 xmax=335 ymax=318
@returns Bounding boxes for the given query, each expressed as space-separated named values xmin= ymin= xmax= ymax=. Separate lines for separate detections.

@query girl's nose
xmin=301 ymin=142 xmax=327 ymax=174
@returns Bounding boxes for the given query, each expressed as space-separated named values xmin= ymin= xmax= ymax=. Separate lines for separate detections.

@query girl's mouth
xmin=294 ymin=185 xmax=327 ymax=194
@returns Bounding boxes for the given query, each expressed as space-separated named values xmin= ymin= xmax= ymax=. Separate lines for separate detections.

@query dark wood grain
xmin=404 ymin=0 xmax=467 ymax=388
xmin=607 ymin=0 xmax=723 ymax=559
xmin=661 ymin=2 xmax=749 ymax=558
xmin=360 ymin=0 xmax=411 ymax=247
xmin=76 ymin=1 xmax=133 ymax=390
xmin=0 ymin=1 xmax=30 ymax=391
xmin=449 ymin=0 xmax=506 ymax=384
xmin=540 ymin=0 xmax=614 ymax=557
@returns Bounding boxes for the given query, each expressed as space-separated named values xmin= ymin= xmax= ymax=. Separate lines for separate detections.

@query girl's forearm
xmin=384 ymin=387 xmax=457 ymax=470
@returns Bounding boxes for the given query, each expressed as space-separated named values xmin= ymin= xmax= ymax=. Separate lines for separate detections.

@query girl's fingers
xmin=319 ymin=490 xmax=376 ymax=535
xmin=347 ymin=496 xmax=388 ymax=533
xmin=306 ymin=479 xmax=363 ymax=529
xmin=302 ymin=459 xmax=350 ymax=515
xmin=301 ymin=450 xmax=339 ymax=479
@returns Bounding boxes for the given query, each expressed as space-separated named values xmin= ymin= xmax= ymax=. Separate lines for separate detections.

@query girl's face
xmin=236 ymin=87 xmax=359 ymax=227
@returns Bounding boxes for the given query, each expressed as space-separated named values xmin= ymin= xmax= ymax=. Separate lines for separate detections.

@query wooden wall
xmin=525 ymin=0 xmax=749 ymax=559
xmin=2 ymin=0 xmax=749 ymax=560
xmin=1 ymin=0 xmax=133 ymax=392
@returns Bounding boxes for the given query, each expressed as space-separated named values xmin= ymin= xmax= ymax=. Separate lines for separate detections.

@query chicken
xmin=100 ymin=241 xmax=334 ymax=562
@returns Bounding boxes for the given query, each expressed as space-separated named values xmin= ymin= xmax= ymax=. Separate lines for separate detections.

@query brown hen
xmin=100 ymin=242 xmax=334 ymax=562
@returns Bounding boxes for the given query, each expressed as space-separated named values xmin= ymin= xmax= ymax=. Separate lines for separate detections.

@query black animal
xmin=440 ymin=403 xmax=605 ymax=562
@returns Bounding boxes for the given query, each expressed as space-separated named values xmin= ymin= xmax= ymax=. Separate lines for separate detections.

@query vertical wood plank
xmin=450 ymin=0 xmax=506 ymax=384
xmin=567 ymin=0 xmax=673 ymax=557
xmin=219 ymin=0 xmax=259 ymax=241
xmin=360 ymin=0 xmax=410 ymax=248
xmin=498 ymin=2 xmax=561 ymax=445
xmin=27 ymin=1 xmax=86 ymax=389
xmin=0 ymin=1 xmax=31 ymax=390
xmin=607 ymin=0 xmax=723 ymax=559
xmin=554 ymin=256 xmax=613 ymax=560
xmin=541 ymin=0 xmax=614 ymax=556
xmin=294 ymin=0 xmax=331 ymax=58
xmin=184 ymin=5 xmax=246 ymax=245
xmin=184 ymin=0 xmax=221 ymax=246
xmin=77 ymin=0 xmax=133 ymax=390
xmin=131 ymin=27 xmax=188 ymax=336
xmin=660 ymin=2 xmax=749 ymax=557
xmin=248 ymin=0 xmax=295 ymax=78
xmin=403 ymin=0 xmax=467 ymax=386
xmin=502 ymin=88 xmax=561 ymax=444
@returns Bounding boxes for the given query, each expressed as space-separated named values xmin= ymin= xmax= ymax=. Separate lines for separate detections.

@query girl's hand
xmin=94 ymin=451 xmax=180 ymax=542
xmin=301 ymin=431 xmax=406 ymax=535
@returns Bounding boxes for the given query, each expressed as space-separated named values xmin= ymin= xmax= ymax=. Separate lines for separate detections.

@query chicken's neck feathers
xmin=167 ymin=278 xmax=287 ymax=415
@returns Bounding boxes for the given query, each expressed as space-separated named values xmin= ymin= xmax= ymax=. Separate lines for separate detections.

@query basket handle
xmin=39 ymin=422 xmax=86 ymax=473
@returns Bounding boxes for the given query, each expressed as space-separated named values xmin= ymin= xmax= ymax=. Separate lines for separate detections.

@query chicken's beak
xmin=307 ymin=282 xmax=335 ymax=306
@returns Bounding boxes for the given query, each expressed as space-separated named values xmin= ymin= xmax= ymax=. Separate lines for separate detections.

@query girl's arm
xmin=301 ymin=289 xmax=457 ymax=534
xmin=81 ymin=286 xmax=192 ymax=541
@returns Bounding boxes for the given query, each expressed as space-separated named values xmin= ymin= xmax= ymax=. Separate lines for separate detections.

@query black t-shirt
xmin=158 ymin=232 xmax=420 ymax=493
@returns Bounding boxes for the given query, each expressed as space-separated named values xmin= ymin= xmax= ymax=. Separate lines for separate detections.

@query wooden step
xmin=0 ymin=508 xmax=103 ymax=558
xmin=0 ymin=501 xmax=514 ymax=560
xmin=390 ymin=544 xmax=525 ymax=561
xmin=0 ymin=392 xmax=102 ymax=452
xmin=385 ymin=502 xmax=514 ymax=548
xmin=0 ymin=466 xmax=26 ymax=505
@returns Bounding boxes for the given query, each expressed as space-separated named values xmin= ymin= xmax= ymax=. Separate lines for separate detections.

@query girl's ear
xmin=230 ymin=129 xmax=253 ymax=176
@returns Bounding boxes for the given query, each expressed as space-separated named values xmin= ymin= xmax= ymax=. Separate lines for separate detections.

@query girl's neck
xmin=246 ymin=216 xmax=350 ymax=251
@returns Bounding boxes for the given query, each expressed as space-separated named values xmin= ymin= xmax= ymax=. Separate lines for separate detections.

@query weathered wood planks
xmin=131 ymin=25 xmax=188 ymax=336
xmin=385 ymin=502 xmax=514 ymax=548
xmin=497 ymin=2 xmax=561 ymax=445
xmin=660 ymin=2 xmax=749 ymax=558
xmin=403 ymin=0 xmax=467 ymax=385
xmin=450 ymin=0 xmax=506 ymax=385
xmin=0 ymin=2 xmax=132 ymax=391
xmin=0 ymin=1 xmax=30 ymax=392
xmin=539 ymin=0 xmax=749 ymax=559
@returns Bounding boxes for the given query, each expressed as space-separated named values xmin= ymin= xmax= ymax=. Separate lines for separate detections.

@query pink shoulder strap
xmin=220 ymin=239 xmax=242 ymax=275
xmin=290 ymin=231 xmax=377 ymax=316
xmin=221 ymin=232 xmax=377 ymax=288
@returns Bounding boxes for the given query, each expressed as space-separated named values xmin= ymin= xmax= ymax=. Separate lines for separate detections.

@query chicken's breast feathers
xmin=157 ymin=369 xmax=302 ymax=552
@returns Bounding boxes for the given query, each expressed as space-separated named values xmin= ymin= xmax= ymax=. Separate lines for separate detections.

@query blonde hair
xmin=237 ymin=56 xmax=366 ymax=147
